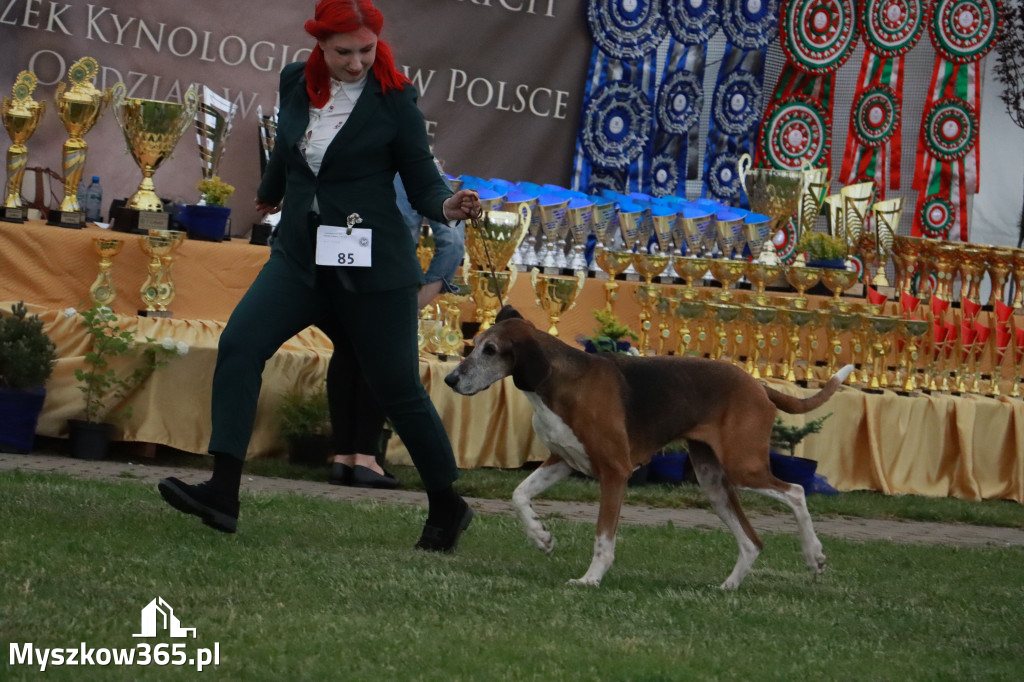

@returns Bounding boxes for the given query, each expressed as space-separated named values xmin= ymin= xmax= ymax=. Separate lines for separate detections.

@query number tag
xmin=315 ymin=225 xmax=372 ymax=267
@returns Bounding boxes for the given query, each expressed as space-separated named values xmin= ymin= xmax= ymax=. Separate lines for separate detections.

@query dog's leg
xmin=743 ymin=479 xmax=826 ymax=577
xmin=569 ymin=470 xmax=628 ymax=587
xmin=512 ymin=458 xmax=572 ymax=554
xmin=689 ymin=446 xmax=763 ymax=590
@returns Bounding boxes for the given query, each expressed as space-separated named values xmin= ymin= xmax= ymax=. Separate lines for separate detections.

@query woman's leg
xmin=159 ymin=256 xmax=327 ymax=532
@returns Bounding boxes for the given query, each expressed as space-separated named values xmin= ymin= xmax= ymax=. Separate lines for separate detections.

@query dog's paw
xmin=808 ymin=551 xmax=827 ymax=576
xmin=529 ymin=527 xmax=555 ymax=555
xmin=567 ymin=576 xmax=601 ymax=587
xmin=719 ymin=577 xmax=741 ymax=591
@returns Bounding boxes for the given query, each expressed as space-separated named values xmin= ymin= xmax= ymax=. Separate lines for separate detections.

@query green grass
xmin=2 ymin=471 xmax=1023 ymax=681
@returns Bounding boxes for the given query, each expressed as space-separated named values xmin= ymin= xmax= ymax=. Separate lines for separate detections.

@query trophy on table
xmin=743 ymin=213 xmax=782 ymax=305
xmin=530 ymin=268 xmax=586 ymax=337
xmin=195 ymin=85 xmax=237 ymax=183
xmin=536 ymin=195 xmax=569 ymax=269
xmin=792 ymin=164 xmax=830 ymax=264
xmin=778 ymin=307 xmax=816 ymax=382
xmin=138 ymin=230 xmax=185 ymax=316
xmin=49 ymin=57 xmax=113 ymax=228
xmin=840 ymin=181 xmax=874 ymax=260
xmin=565 ymin=198 xmax=595 ymax=271
xmin=251 ymin=104 xmax=280 ymax=245
xmin=785 ymin=265 xmax=822 ymax=309
xmin=737 ymin=153 xmax=803 ymax=265
xmin=898 ymin=318 xmax=930 ymax=393
xmin=89 ymin=237 xmax=123 ymax=307
xmin=111 ymin=83 xmax=199 ymax=232
xmin=674 ymin=298 xmax=708 ymax=357
xmin=466 ymin=206 xmax=530 ymax=331
xmin=869 ymin=197 xmax=903 ymax=289
xmin=890 ymin=235 xmax=924 ymax=299
xmin=2 ymin=71 xmax=46 ymax=223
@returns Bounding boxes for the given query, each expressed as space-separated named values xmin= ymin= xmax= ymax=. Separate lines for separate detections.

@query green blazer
xmin=258 ymin=62 xmax=453 ymax=293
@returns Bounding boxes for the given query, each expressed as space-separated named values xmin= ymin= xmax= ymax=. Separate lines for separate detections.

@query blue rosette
xmin=586 ymin=0 xmax=667 ymax=60
xmin=578 ymin=82 xmax=653 ymax=170
xmin=722 ymin=0 xmax=782 ymax=50
xmin=664 ymin=0 xmax=720 ymax=44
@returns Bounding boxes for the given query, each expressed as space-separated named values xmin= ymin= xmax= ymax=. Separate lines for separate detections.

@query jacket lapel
xmin=277 ymin=73 xmax=311 ymax=152
xmin=321 ymin=73 xmax=382 ymax=166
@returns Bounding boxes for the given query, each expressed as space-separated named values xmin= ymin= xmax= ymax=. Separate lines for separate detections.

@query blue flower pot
xmin=582 ymin=339 xmax=632 ymax=354
xmin=649 ymin=451 xmax=689 ymax=483
xmin=806 ymin=258 xmax=846 ymax=270
xmin=0 ymin=386 xmax=47 ymax=453
xmin=180 ymin=204 xmax=231 ymax=241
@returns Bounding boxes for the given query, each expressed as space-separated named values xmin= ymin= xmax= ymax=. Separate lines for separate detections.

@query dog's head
xmin=444 ymin=306 xmax=551 ymax=395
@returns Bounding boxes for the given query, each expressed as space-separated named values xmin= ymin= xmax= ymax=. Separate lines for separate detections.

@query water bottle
xmin=84 ymin=176 xmax=103 ymax=222
xmin=77 ymin=179 xmax=87 ymax=209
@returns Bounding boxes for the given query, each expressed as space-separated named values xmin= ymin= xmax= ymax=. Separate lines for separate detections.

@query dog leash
xmin=472 ymin=210 xmax=507 ymax=309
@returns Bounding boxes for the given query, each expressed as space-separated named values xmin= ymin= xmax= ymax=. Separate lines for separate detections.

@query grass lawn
xmin=2 ymin=470 xmax=1022 ymax=681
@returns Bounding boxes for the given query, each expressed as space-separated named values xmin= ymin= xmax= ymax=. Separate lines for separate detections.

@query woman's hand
xmin=442 ymin=189 xmax=482 ymax=221
xmin=254 ymin=198 xmax=281 ymax=216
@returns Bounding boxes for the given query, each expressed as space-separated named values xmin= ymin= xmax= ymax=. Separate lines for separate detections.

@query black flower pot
xmin=0 ymin=386 xmax=47 ymax=454
xmin=68 ymin=419 xmax=115 ymax=461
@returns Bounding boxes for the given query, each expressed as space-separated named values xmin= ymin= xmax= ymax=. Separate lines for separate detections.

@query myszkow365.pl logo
xmin=9 ymin=597 xmax=221 ymax=672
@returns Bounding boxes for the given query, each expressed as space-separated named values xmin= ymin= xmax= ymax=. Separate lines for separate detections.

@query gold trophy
xmin=870 ymin=197 xmax=903 ymax=289
xmin=530 ymin=268 xmax=586 ymax=337
xmin=465 ymin=207 xmax=529 ymax=330
xmin=2 ymin=71 xmax=46 ymax=223
xmin=112 ymin=83 xmax=199 ymax=232
xmin=565 ymin=199 xmax=594 ymax=271
xmin=899 ymin=319 xmax=930 ymax=393
xmin=819 ymin=266 xmax=859 ymax=311
xmin=865 ymin=315 xmax=899 ymax=390
xmin=793 ymin=163 xmax=830 ymax=263
xmin=785 ymin=264 xmax=822 ymax=309
xmin=49 ymin=57 xmax=112 ymax=228
xmin=89 ymin=237 xmax=123 ymax=307
xmin=251 ymin=104 xmax=280 ymax=245
xmin=433 ymin=276 xmax=472 ymax=358
xmin=674 ymin=299 xmax=708 ymax=357
xmin=138 ymin=231 xmax=179 ymax=316
xmin=823 ymin=193 xmax=844 ymax=241
xmin=779 ymin=307 xmax=816 ymax=382
xmin=594 ymin=246 xmax=634 ymax=310
xmin=745 ymin=305 xmax=778 ymax=379
xmin=890 ymin=235 xmax=924 ymax=299
xmin=737 ymin=153 xmax=803 ymax=265
xmin=708 ymin=258 xmax=747 ymax=302
xmin=709 ymin=303 xmax=743 ymax=362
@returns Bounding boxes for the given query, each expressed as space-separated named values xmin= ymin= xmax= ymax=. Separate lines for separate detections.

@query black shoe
xmin=415 ymin=496 xmax=473 ymax=553
xmin=351 ymin=465 xmax=400 ymax=490
xmin=329 ymin=462 xmax=353 ymax=486
xmin=158 ymin=477 xmax=239 ymax=533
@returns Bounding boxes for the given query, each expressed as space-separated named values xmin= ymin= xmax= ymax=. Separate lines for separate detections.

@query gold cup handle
xmin=737 ymin=153 xmax=753 ymax=193
xmin=109 ymin=80 xmax=127 ymax=132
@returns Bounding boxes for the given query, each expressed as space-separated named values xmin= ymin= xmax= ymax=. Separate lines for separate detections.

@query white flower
xmin=175 ymin=341 xmax=189 ymax=356
xmin=63 ymin=307 xmax=78 ymax=319
xmin=161 ymin=337 xmax=177 ymax=351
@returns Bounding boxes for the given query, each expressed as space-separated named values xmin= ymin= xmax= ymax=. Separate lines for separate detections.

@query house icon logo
xmin=133 ymin=597 xmax=197 ymax=638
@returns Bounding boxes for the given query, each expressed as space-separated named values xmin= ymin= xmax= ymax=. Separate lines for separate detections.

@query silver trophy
xmin=195 ymin=85 xmax=237 ymax=183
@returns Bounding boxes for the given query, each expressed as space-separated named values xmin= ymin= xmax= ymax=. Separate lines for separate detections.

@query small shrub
xmin=196 ymin=176 xmax=235 ymax=207
xmin=277 ymin=387 xmax=331 ymax=440
xmin=0 ymin=302 xmax=58 ymax=392
xmin=797 ymin=231 xmax=847 ymax=262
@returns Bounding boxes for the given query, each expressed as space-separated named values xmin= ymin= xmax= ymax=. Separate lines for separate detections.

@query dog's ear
xmin=510 ymin=336 xmax=551 ymax=391
xmin=495 ymin=305 xmax=523 ymax=323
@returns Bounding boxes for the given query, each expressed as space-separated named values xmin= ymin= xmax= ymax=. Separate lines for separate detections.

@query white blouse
xmin=301 ymin=75 xmax=366 ymax=212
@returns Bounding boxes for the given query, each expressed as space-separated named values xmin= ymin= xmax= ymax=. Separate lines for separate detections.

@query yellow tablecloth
xmin=3 ymin=220 xmax=1023 ymax=502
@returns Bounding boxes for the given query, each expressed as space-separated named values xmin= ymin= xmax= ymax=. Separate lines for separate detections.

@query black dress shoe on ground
xmin=158 ymin=477 xmax=239 ymax=533
xmin=351 ymin=465 xmax=400 ymax=490
xmin=329 ymin=462 xmax=353 ymax=486
xmin=415 ymin=496 xmax=473 ymax=553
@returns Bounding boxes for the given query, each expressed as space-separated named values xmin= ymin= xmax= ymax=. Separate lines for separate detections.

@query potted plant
xmin=276 ymin=386 xmax=332 ymax=468
xmin=0 ymin=302 xmax=58 ymax=453
xmin=769 ymin=413 xmax=837 ymax=494
xmin=67 ymin=305 xmax=187 ymax=460
xmin=578 ymin=307 xmax=639 ymax=354
xmin=180 ymin=175 xmax=235 ymax=241
xmin=797 ymin=231 xmax=848 ymax=269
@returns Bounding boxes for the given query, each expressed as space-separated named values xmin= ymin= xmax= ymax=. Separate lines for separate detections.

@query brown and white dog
xmin=444 ymin=306 xmax=854 ymax=589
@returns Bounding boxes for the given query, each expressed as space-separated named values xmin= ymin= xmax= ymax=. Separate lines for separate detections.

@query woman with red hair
xmin=158 ymin=0 xmax=481 ymax=553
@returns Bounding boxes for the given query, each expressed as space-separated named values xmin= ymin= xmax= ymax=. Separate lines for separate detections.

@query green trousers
xmin=209 ymin=252 xmax=458 ymax=491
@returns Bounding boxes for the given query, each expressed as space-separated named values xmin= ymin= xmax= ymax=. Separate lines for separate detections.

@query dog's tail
xmin=764 ymin=364 xmax=855 ymax=414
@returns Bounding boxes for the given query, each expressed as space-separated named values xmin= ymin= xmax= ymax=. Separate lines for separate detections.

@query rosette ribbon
xmin=648 ymin=1 xmax=720 ymax=197
xmin=911 ymin=0 xmax=1003 ymax=241
xmin=840 ymin=0 xmax=926 ymax=192
xmin=756 ymin=0 xmax=859 ymax=173
xmin=572 ymin=0 xmax=665 ymax=195
xmin=702 ymin=0 xmax=779 ymax=206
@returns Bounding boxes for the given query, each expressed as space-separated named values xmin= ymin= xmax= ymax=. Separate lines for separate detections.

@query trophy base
xmin=0 ymin=206 xmax=28 ymax=223
xmin=47 ymin=210 xmax=87 ymax=229
xmin=111 ymin=206 xmax=170 ymax=234
xmin=138 ymin=309 xmax=173 ymax=318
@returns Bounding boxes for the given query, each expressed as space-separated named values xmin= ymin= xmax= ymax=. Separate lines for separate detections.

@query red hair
xmin=303 ymin=0 xmax=410 ymax=108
